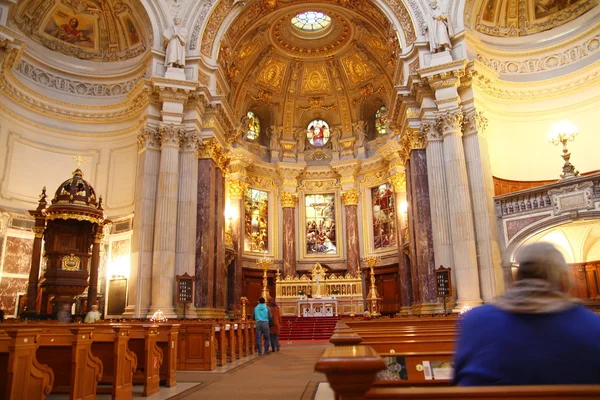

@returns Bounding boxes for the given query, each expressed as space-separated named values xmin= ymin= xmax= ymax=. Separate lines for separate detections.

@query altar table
xmin=297 ymin=297 xmax=338 ymax=317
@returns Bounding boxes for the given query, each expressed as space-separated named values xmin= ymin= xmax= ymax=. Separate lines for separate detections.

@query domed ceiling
xmin=471 ymin=0 xmax=595 ymax=37
xmin=12 ymin=0 xmax=151 ymax=61
xmin=218 ymin=4 xmax=401 ymax=140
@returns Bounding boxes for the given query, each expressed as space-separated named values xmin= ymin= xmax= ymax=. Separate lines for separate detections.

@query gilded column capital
xmin=435 ymin=109 xmax=464 ymax=136
xmin=419 ymin=121 xmax=441 ymax=144
xmin=94 ymin=232 xmax=104 ymax=244
xmin=138 ymin=126 xmax=160 ymax=150
xmin=229 ymin=180 xmax=249 ymax=199
xmin=462 ymin=110 xmax=488 ymax=137
xmin=198 ymin=139 xmax=230 ymax=171
xmin=341 ymin=189 xmax=360 ymax=206
xmin=158 ymin=123 xmax=184 ymax=148
xmin=32 ymin=226 xmax=44 ymax=238
xmin=180 ymin=131 xmax=202 ymax=152
xmin=280 ymin=192 xmax=298 ymax=208
xmin=389 ymin=173 xmax=406 ymax=193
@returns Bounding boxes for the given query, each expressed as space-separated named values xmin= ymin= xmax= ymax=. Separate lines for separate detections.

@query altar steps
xmin=279 ymin=316 xmax=340 ymax=341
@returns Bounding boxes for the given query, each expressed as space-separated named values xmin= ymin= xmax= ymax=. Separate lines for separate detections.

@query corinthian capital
xmin=462 ymin=110 xmax=488 ymax=136
xmin=180 ymin=131 xmax=202 ymax=152
xmin=158 ymin=123 xmax=184 ymax=147
xmin=419 ymin=121 xmax=441 ymax=143
xmin=228 ymin=180 xmax=249 ymax=199
xmin=389 ymin=173 xmax=406 ymax=193
xmin=341 ymin=189 xmax=360 ymax=206
xmin=280 ymin=192 xmax=298 ymax=208
xmin=435 ymin=109 xmax=463 ymax=136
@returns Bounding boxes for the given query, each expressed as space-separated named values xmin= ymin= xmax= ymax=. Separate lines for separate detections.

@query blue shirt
xmin=453 ymin=304 xmax=600 ymax=386
xmin=254 ymin=303 xmax=269 ymax=322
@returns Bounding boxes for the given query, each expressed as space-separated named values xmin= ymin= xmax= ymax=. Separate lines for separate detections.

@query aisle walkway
xmin=180 ymin=341 xmax=333 ymax=400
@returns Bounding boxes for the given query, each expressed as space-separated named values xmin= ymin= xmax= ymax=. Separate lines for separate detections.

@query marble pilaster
xmin=462 ymin=110 xmax=505 ymax=301
xmin=87 ymin=229 xmax=103 ymax=311
xmin=407 ymin=150 xmax=437 ymax=314
xmin=437 ymin=109 xmax=482 ymax=308
xmin=281 ymin=192 xmax=297 ymax=278
xmin=148 ymin=124 xmax=182 ymax=319
xmin=124 ymin=127 xmax=161 ymax=319
xmin=175 ymin=131 xmax=201 ymax=317
xmin=341 ymin=190 xmax=360 ymax=275
xmin=389 ymin=174 xmax=412 ymax=314
xmin=227 ymin=180 xmax=248 ymax=316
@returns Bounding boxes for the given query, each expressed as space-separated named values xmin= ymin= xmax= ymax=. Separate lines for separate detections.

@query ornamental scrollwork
xmin=389 ymin=173 xmax=406 ymax=193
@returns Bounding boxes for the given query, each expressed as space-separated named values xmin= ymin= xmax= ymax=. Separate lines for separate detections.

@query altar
xmin=297 ymin=297 xmax=338 ymax=317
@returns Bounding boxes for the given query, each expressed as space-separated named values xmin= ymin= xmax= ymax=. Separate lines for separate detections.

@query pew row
xmin=315 ymin=345 xmax=600 ymax=400
xmin=0 ymin=328 xmax=54 ymax=400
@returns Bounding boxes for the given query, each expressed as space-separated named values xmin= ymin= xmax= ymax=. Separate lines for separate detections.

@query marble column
xmin=341 ymin=190 xmax=361 ymax=275
xmin=280 ymin=192 xmax=297 ymax=278
xmin=124 ymin=127 xmax=160 ymax=319
xmin=407 ymin=149 xmax=437 ymax=314
xmin=228 ymin=180 xmax=248 ymax=315
xmin=389 ymin=174 xmax=412 ymax=314
xmin=195 ymin=141 xmax=228 ymax=319
xmin=462 ymin=110 xmax=505 ymax=301
xmin=87 ymin=228 xmax=103 ymax=311
xmin=438 ymin=109 xmax=482 ymax=308
xmin=175 ymin=131 xmax=200 ymax=317
xmin=422 ymin=121 xmax=455 ymax=305
xmin=148 ymin=124 xmax=182 ymax=319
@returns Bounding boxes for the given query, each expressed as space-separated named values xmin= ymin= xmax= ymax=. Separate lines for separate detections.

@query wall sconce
xmin=547 ymin=120 xmax=579 ymax=180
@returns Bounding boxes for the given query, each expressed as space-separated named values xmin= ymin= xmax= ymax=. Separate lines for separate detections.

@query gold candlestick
xmin=257 ymin=256 xmax=274 ymax=299
xmin=240 ymin=297 xmax=248 ymax=321
xmin=363 ymin=256 xmax=381 ymax=316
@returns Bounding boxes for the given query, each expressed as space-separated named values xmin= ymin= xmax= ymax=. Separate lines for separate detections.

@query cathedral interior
xmin=0 ymin=0 xmax=598 ymax=320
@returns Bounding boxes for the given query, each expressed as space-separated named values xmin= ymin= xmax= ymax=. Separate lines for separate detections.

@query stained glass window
xmin=306 ymin=119 xmax=330 ymax=147
xmin=291 ymin=11 xmax=331 ymax=32
xmin=246 ymin=111 xmax=260 ymax=141
xmin=305 ymin=193 xmax=337 ymax=255
xmin=244 ymin=188 xmax=268 ymax=253
xmin=375 ymin=106 xmax=388 ymax=135
xmin=371 ymin=183 xmax=397 ymax=249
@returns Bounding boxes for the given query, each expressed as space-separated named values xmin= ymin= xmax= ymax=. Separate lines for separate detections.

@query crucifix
xmin=73 ymin=154 xmax=87 ymax=169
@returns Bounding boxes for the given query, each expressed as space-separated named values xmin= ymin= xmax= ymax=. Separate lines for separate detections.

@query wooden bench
xmin=0 ymin=328 xmax=54 ymax=400
xmin=177 ymin=321 xmax=217 ymax=371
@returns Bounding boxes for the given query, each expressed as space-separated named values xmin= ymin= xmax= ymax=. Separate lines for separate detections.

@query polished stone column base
xmin=195 ymin=307 xmax=228 ymax=319
xmin=398 ymin=306 xmax=412 ymax=316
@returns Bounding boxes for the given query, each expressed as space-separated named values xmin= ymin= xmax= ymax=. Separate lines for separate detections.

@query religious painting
xmin=305 ymin=193 xmax=337 ymax=255
xmin=44 ymin=9 xmax=95 ymax=49
xmin=534 ymin=0 xmax=582 ymax=19
xmin=377 ymin=356 xmax=408 ymax=381
xmin=375 ymin=106 xmax=388 ymax=135
xmin=246 ymin=111 xmax=260 ymax=141
xmin=372 ymin=183 xmax=397 ymax=250
xmin=244 ymin=188 xmax=269 ymax=253
xmin=122 ymin=15 xmax=141 ymax=47
xmin=306 ymin=119 xmax=330 ymax=147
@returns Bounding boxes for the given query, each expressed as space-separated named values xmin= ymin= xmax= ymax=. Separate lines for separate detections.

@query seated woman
xmin=453 ymin=242 xmax=600 ymax=386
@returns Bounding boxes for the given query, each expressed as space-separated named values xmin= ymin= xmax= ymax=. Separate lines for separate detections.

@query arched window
xmin=306 ymin=119 xmax=330 ymax=147
xmin=375 ymin=106 xmax=388 ymax=135
xmin=246 ymin=111 xmax=260 ymax=141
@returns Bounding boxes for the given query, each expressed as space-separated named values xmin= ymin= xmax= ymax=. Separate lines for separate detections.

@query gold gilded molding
xmin=61 ymin=254 xmax=81 ymax=271
xmin=280 ymin=192 xmax=298 ymax=208
xmin=298 ymin=180 xmax=340 ymax=192
xmin=46 ymin=213 xmax=105 ymax=225
xmin=247 ymin=175 xmax=278 ymax=190
xmin=389 ymin=173 xmax=406 ymax=193
xmin=229 ymin=180 xmax=249 ymax=199
xmin=32 ymin=226 xmax=45 ymax=238
xmin=198 ymin=139 xmax=230 ymax=171
xmin=257 ymin=57 xmax=287 ymax=91
xmin=301 ymin=64 xmax=331 ymax=94
xmin=341 ymin=189 xmax=360 ymax=206
xmin=340 ymin=53 xmax=375 ymax=87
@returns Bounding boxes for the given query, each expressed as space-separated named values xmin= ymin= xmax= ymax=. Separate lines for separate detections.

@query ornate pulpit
xmin=24 ymin=167 xmax=107 ymax=319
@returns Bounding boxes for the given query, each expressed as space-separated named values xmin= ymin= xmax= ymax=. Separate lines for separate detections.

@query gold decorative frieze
xmin=360 ymin=170 xmax=388 ymax=187
xmin=341 ymin=189 xmax=360 ymax=206
xmin=46 ymin=213 xmax=105 ymax=225
xmin=247 ymin=175 xmax=278 ymax=189
xmin=198 ymin=139 xmax=230 ymax=171
xmin=340 ymin=53 xmax=375 ymax=87
xmin=389 ymin=173 xmax=406 ymax=193
xmin=257 ymin=57 xmax=287 ymax=92
xmin=280 ymin=192 xmax=298 ymax=208
xmin=228 ymin=180 xmax=249 ymax=199
xmin=301 ymin=64 xmax=332 ymax=94
xmin=299 ymin=180 xmax=340 ymax=192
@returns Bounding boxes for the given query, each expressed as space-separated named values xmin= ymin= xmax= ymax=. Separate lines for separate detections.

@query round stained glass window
xmin=306 ymin=119 xmax=330 ymax=147
xmin=291 ymin=11 xmax=331 ymax=32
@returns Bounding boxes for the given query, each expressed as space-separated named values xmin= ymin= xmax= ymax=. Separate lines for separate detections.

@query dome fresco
xmin=12 ymin=0 xmax=150 ymax=61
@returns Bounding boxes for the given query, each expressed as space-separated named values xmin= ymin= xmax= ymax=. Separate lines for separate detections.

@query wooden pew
xmin=316 ymin=345 xmax=600 ymax=400
xmin=215 ymin=322 xmax=227 ymax=367
xmin=0 ymin=328 xmax=54 ymax=400
xmin=177 ymin=321 xmax=217 ymax=371
xmin=127 ymin=324 xmax=163 ymax=396
xmin=154 ymin=323 xmax=179 ymax=387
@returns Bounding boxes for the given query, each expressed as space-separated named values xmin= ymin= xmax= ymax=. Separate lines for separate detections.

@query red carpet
xmin=279 ymin=316 xmax=340 ymax=341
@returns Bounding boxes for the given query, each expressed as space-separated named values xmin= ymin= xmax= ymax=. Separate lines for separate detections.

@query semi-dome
xmin=12 ymin=0 xmax=151 ymax=61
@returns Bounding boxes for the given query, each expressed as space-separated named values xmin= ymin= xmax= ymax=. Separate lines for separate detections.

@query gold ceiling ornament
xmin=228 ymin=180 xmax=249 ymax=199
xmin=280 ymin=192 xmax=298 ymax=208
xmin=257 ymin=58 xmax=287 ymax=90
xmin=341 ymin=189 xmax=360 ymax=206
xmin=389 ymin=173 xmax=406 ymax=193
xmin=297 ymin=97 xmax=338 ymax=113
xmin=301 ymin=65 xmax=332 ymax=94
xmin=352 ymin=82 xmax=384 ymax=104
xmin=247 ymin=89 xmax=280 ymax=107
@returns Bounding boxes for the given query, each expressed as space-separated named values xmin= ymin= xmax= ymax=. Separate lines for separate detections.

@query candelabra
xmin=363 ymin=255 xmax=381 ymax=316
xmin=257 ymin=256 xmax=274 ymax=299
xmin=548 ymin=120 xmax=579 ymax=180
xmin=240 ymin=297 xmax=249 ymax=321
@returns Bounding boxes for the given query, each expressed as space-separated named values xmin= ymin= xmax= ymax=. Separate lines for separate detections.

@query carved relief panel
xmin=301 ymin=63 xmax=332 ymax=95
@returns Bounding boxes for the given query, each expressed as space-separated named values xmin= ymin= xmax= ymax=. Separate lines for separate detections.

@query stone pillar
xmin=462 ymin=109 xmax=505 ymax=301
xmin=25 ymin=190 xmax=47 ymax=316
xmin=437 ymin=109 xmax=482 ymax=308
xmin=148 ymin=124 xmax=182 ymax=319
xmin=195 ymin=140 xmax=228 ymax=319
xmin=124 ymin=127 xmax=161 ymax=319
xmin=280 ymin=192 xmax=298 ymax=278
xmin=407 ymin=149 xmax=437 ymax=314
xmin=389 ymin=173 xmax=412 ymax=314
xmin=227 ymin=179 xmax=248 ymax=315
xmin=175 ymin=130 xmax=201 ymax=317
xmin=341 ymin=190 xmax=361 ymax=275
xmin=87 ymin=227 xmax=103 ymax=311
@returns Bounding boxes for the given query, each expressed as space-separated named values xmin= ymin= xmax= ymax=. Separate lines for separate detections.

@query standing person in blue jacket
xmin=253 ymin=297 xmax=271 ymax=355
xmin=453 ymin=242 xmax=600 ymax=386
